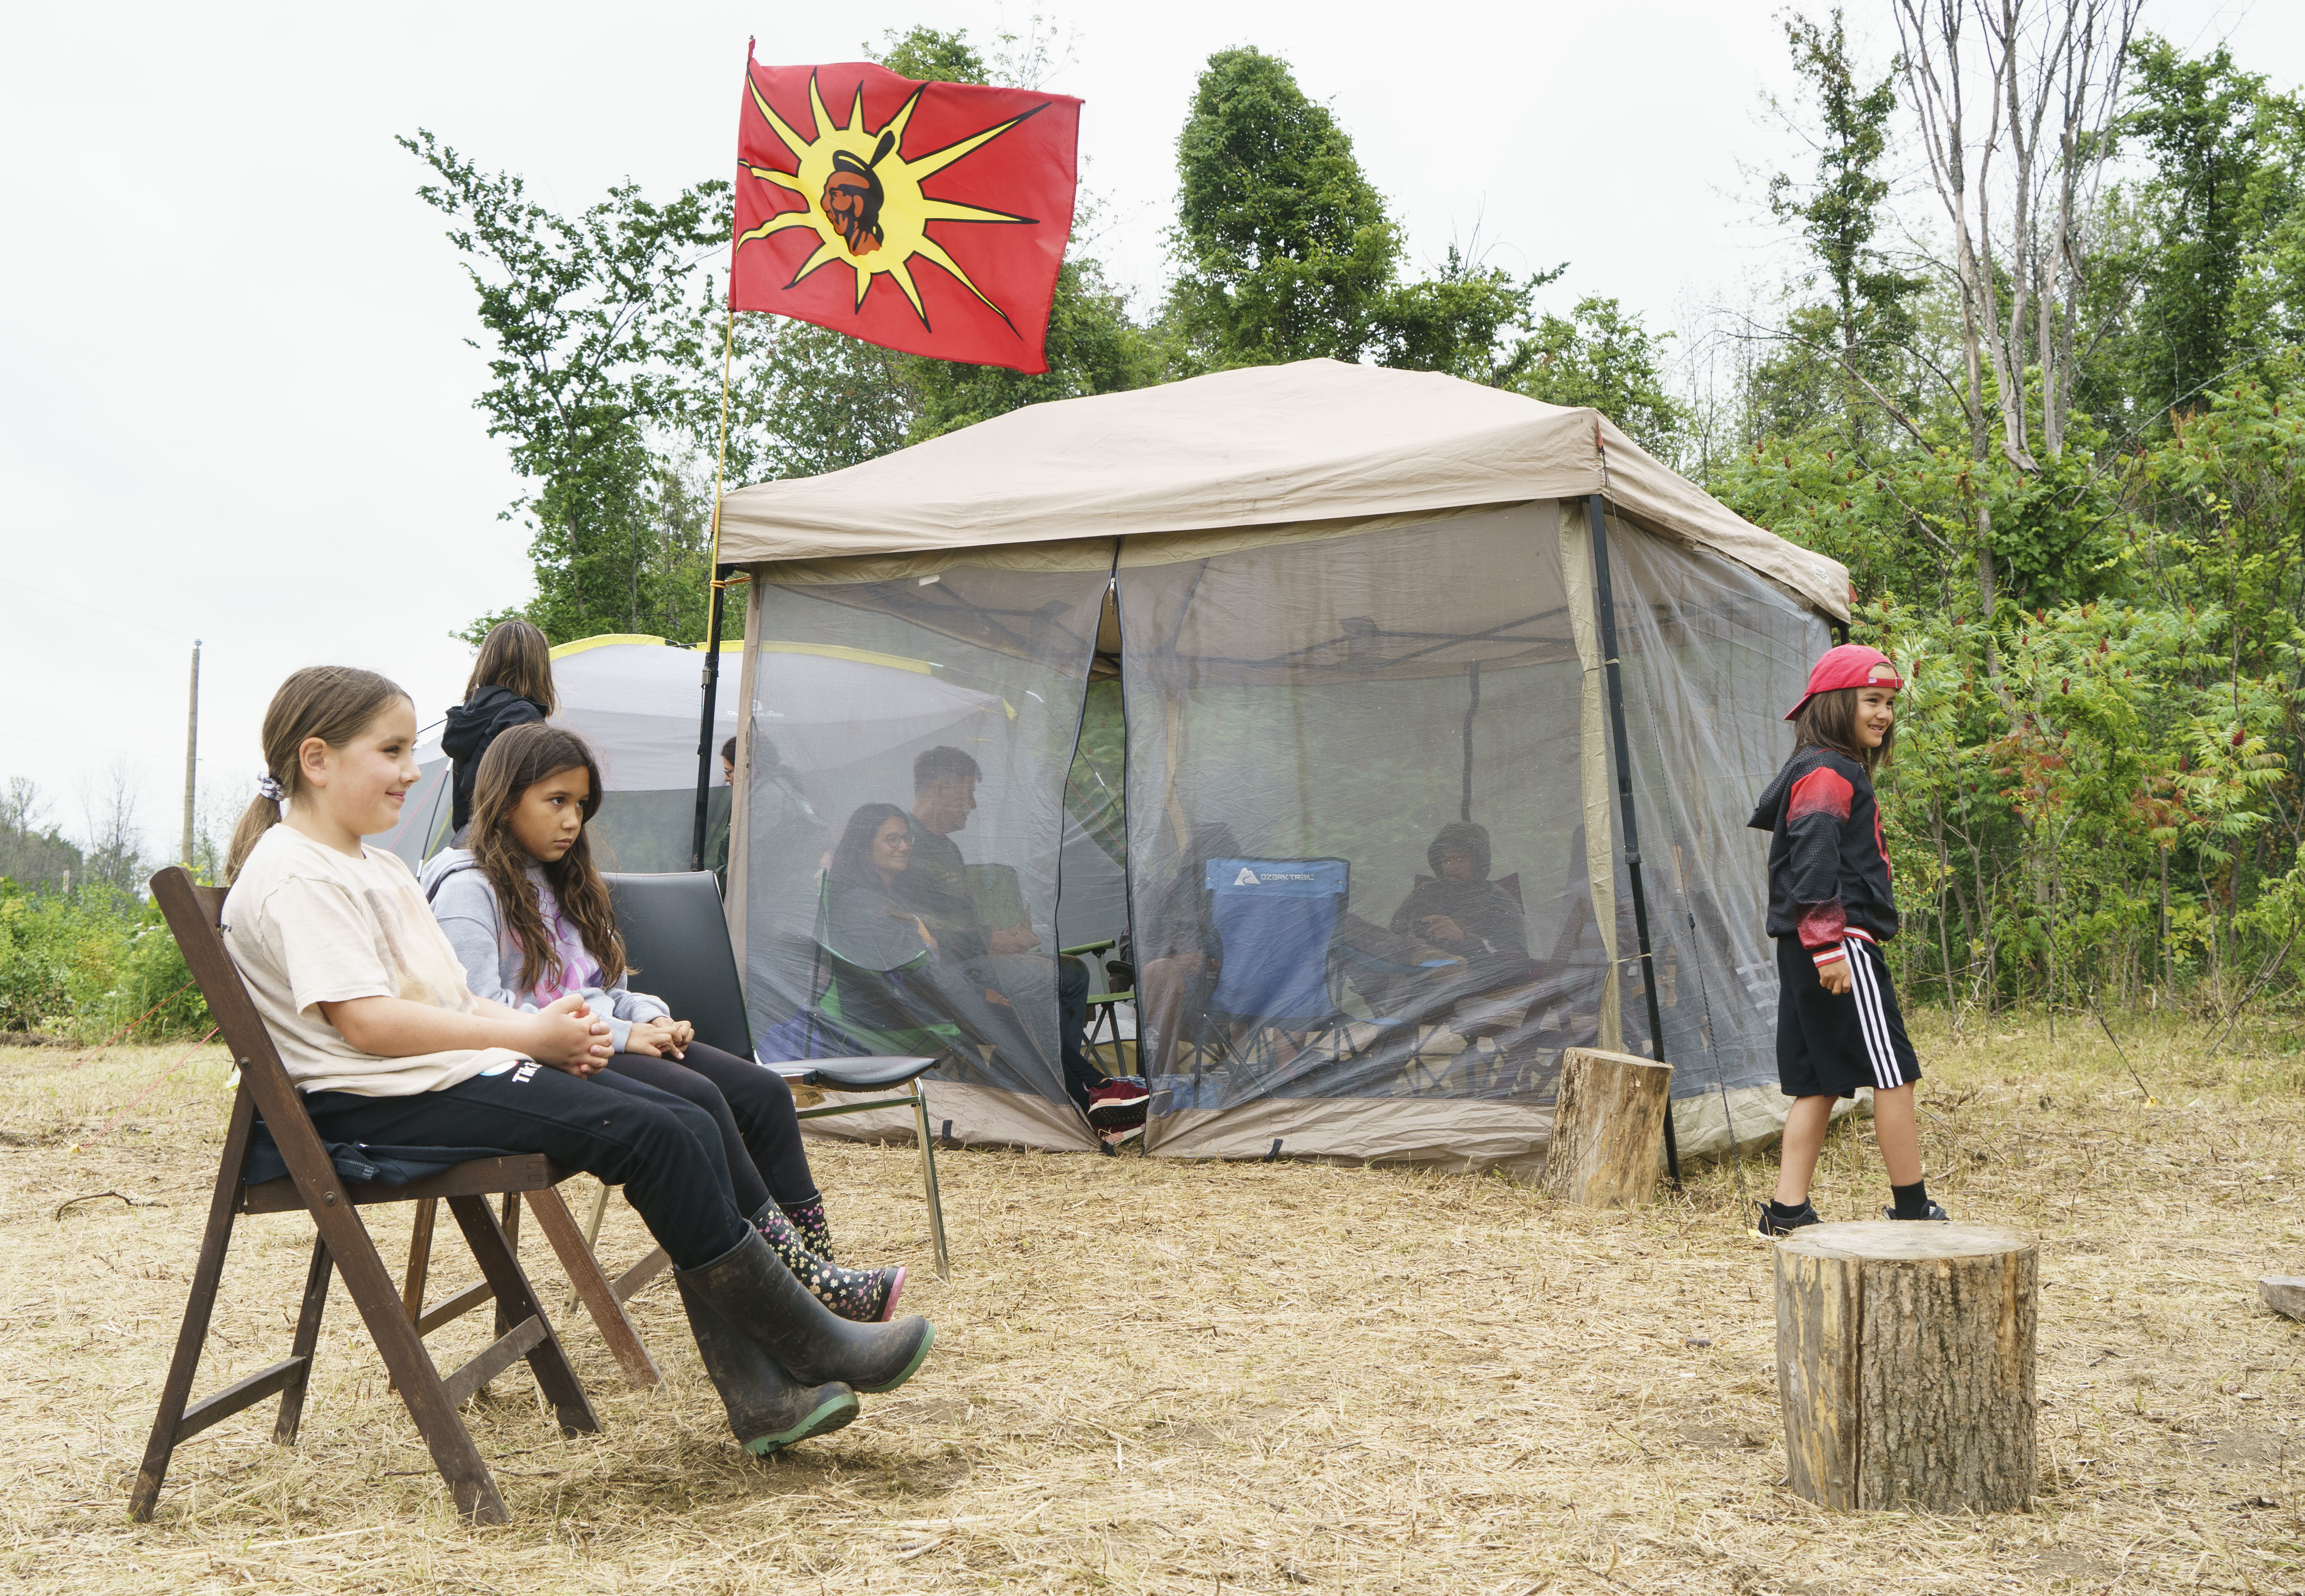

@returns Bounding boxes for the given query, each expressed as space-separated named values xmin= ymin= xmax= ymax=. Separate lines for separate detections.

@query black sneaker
xmin=1883 ymin=1201 xmax=1951 ymax=1222
xmin=1753 ymin=1200 xmax=1821 ymax=1237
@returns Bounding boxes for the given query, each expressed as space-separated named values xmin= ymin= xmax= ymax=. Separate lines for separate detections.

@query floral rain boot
xmin=780 ymin=1197 xmax=839 ymax=1264
xmin=753 ymin=1203 xmax=905 ymax=1323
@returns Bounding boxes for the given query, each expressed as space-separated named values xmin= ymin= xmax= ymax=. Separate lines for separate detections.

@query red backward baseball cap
xmin=1785 ymin=644 xmax=1903 ymax=721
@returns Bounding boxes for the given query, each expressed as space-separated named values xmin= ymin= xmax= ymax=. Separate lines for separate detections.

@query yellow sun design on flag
xmin=737 ymin=72 xmax=1043 ymax=331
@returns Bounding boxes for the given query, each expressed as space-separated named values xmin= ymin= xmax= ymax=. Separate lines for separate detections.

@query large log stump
xmin=1774 ymin=1222 xmax=2036 ymax=1512
xmin=1542 ymin=1047 xmax=1671 ymax=1208
xmin=2259 ymin=1277 xmax=2305 ymax=1321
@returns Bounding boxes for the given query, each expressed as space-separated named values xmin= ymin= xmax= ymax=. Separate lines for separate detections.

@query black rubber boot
xmin=674 ymin=1274 xmax=858 ymax=1457
xmin=679 ymin=1229 xmax=935 ymax=1394
xmin=754 ymin=1203 xmax=903 ymax=1323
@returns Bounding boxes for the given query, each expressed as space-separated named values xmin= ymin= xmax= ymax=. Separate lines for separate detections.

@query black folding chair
xmin=604 ymin=872 xmax=951 ymax=1281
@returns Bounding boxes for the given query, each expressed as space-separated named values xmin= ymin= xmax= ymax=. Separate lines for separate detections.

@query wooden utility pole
xmin=181 ymin=640 xmax=201 ymax=868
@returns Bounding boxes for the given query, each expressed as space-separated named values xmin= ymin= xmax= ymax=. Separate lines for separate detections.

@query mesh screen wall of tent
xmin=731 ymin=505 xmax=1831 ymax=1169
xmin=1118 ymin=506 xmax=1584 ymax=1163
xmin=735 ymin=561 xmax=1113 ymax=1153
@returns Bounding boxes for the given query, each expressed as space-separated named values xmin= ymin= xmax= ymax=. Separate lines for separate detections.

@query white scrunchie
xmin=256 ymin=774 xmax=286 ymax=803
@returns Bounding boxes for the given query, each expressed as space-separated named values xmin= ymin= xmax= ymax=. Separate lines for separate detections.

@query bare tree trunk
xmin=1896 ymin=0 xmax=2136 ymax=717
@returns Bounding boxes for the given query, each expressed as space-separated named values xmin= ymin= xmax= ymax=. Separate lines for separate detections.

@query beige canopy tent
xmin=716 ymin=359 xmax=1851 ymax=1173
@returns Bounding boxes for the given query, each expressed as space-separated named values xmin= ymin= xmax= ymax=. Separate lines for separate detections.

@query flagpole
xmin=689 ymin=296 xmax=739 ymax=875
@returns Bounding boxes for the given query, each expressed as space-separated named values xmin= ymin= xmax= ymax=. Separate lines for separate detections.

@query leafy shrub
xmin=118 ymin=908 xmax=211 ymax=1040
xmin=0 ymin=879 xmax=210 ymax=1040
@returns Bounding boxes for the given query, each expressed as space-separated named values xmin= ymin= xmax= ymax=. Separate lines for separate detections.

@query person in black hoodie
xmin=1386 ymin=821 xmax=1530 ymax=1002
xmin=1747 ymin=644 xmax=1945 ymax=1236
xmin=442 ymin=619 xmax=555 ymax=841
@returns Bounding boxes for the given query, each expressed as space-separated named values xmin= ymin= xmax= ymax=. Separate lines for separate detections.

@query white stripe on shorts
xmin=1843 ymin=938 xmax=1901 ymax=1090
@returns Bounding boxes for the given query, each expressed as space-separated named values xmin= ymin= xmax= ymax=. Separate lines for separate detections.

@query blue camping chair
xmin=1197 ymin=858 xmax=1463 ymax=1095
xmin=1197 ymin=858 xmax=1350 ymax=1084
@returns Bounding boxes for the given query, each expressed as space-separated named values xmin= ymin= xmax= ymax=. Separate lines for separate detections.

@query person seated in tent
xmin=705 ymin=736 xmax=736 ymax=893
xmin=1370 ymin=821 xmax=1534 ymax=1024
xmin=896 ymin=746 xmax=1094 ymax=1101
xmin=817 ymin=803 xmax=966 ymax=1055
xmin=743 ymin=735 xmax=830 ymax=1051
xmin=896 ymin=747 xmax=1035 ymax=967
xmin=1135 ymin=822 xmax=1243 ymax=1074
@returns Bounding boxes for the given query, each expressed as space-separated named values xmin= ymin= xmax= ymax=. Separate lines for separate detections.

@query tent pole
xmin=691 ymin=300 xmax=739 ymax=875
xmin=1584 ymin=493 xmax=1679 ymax=1186
xmin=1459 ymin=658 xmax=1480 ymax=823
xmin=691 ymin=574 xmax=729 ymax=872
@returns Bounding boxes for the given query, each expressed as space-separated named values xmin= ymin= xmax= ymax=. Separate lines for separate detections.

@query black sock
xmin=1890 ymin=1180 xmax=1931 ymax=1219
xmin=1768 ymin=1198 xmax=1810 ymax=1218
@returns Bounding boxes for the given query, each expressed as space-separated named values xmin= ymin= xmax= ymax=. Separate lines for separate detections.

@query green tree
xmin=1512 ymin=298 xmax=1690 ymax=464
xmin=1754 ymin=9 xmax=1925 ymax=444
xmin=1168 ymin=47 xmax=1400 ymax=367
xmin=402 ymin=131 xmax=728 ymax=644
xmin=0 ymin=778 xmax=81 ymax=893
xmin=2088 ymin=39 xmax=2297 ymax=425
xmin=1374 ymin=244 xmax=1563 ymax=384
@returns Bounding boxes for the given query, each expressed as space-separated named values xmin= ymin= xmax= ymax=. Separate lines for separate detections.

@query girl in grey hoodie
xmin=423 ymin=721 xmax=905 ymax=1323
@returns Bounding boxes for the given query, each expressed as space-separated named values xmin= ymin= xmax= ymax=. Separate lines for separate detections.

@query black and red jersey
xmin=1747 ymin=745 xmax=1898 ymax=969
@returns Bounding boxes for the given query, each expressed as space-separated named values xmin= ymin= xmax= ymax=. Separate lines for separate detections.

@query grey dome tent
xmin=715 ymin=359 xmax=1851 ymax=1174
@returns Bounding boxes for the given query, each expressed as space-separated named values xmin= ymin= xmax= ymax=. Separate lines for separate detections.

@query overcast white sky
xmin=1 ymin=0 xmax=2293 ymax=864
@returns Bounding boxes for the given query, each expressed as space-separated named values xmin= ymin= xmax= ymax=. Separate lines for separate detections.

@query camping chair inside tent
xmin=809 ymin=879 xmax=969 ymax=1065
xmin=1378 ymin=870 xmax=1546 ymax=1095
xmin=1196 ymin=858 xmax=1472 ymax=1097
xmin=1199 ymin=859 xmax=1358 ymax=1084
xmin=1327 ymin=938 xmax=1468 ymax=1094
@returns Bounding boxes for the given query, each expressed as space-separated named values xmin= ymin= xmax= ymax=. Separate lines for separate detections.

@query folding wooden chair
xmin=132 ymin=867 xmax=603 ymax=1526
xmin=396 ymin=1185 xmax=669 ymax=1391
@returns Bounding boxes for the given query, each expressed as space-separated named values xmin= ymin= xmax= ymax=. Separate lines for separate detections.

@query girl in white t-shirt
xmin=219 ymin=665 xmax=932 ymax=1459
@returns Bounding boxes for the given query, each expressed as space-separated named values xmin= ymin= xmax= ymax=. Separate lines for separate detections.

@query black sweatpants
xmin=603 ymin=1042 xmax=817 ymax=1216
xmin=303 ymin=1064 xmax=751 ymax=1270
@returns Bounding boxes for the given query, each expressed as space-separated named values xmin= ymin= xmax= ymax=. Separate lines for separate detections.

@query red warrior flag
xmin=729 ymin=51 xmax=1082 ymax=373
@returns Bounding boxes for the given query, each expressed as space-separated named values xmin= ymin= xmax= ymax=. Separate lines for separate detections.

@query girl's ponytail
xmin=225 ymin=667 xmax=409 ymax=882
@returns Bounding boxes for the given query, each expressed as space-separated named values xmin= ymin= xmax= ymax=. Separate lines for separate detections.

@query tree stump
xmin=1542 ymin=1047 xmax=1671 ymax=1208
xmin=2258 ymin=1277 xmax=2305 ymax=1321
xmin=1774 ymin=1222 xmax=2036 ymax=1512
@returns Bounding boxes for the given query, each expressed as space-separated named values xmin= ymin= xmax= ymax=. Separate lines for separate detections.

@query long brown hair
xmin=1793 ymin=685 xmax=1898 ymax=776
xmin=465 ymin=619 xmax=558 ymax=715
xmin=831 ymin=803 xmax=912 ymax=884
xmin=468 ymin=722 xmax=626 ymax=991
xmin=226 ymin=667 xmax=410 ymax=881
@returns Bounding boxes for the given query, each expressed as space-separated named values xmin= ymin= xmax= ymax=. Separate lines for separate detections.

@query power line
xmin=0 ymin=574 xmax=202 ymax=643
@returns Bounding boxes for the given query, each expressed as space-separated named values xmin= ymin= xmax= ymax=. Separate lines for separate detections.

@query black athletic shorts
xmin=1775 ymin=932 xmax=1921 ymax=1098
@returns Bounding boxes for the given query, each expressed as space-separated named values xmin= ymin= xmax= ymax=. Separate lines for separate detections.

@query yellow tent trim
xmin=751 ymin=640 xmax=931 ymax=676
xmin=549 ymin=633 xmax=928 ymax=674
xmin=545 ymin=633 xmax=1009 ymax=717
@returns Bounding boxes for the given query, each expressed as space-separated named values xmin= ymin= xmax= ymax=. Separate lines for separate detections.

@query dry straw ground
xmin=3 ymin=1012 xmax=2303 ymax=1594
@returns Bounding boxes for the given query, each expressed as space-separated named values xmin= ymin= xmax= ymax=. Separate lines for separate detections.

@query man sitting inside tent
xmin=898 ymin=746 xmax=1096 ymax=1106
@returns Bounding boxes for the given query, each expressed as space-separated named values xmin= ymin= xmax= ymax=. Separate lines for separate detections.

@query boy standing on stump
xmin=1748 ymin=644 xmax=1948 ymax=1235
